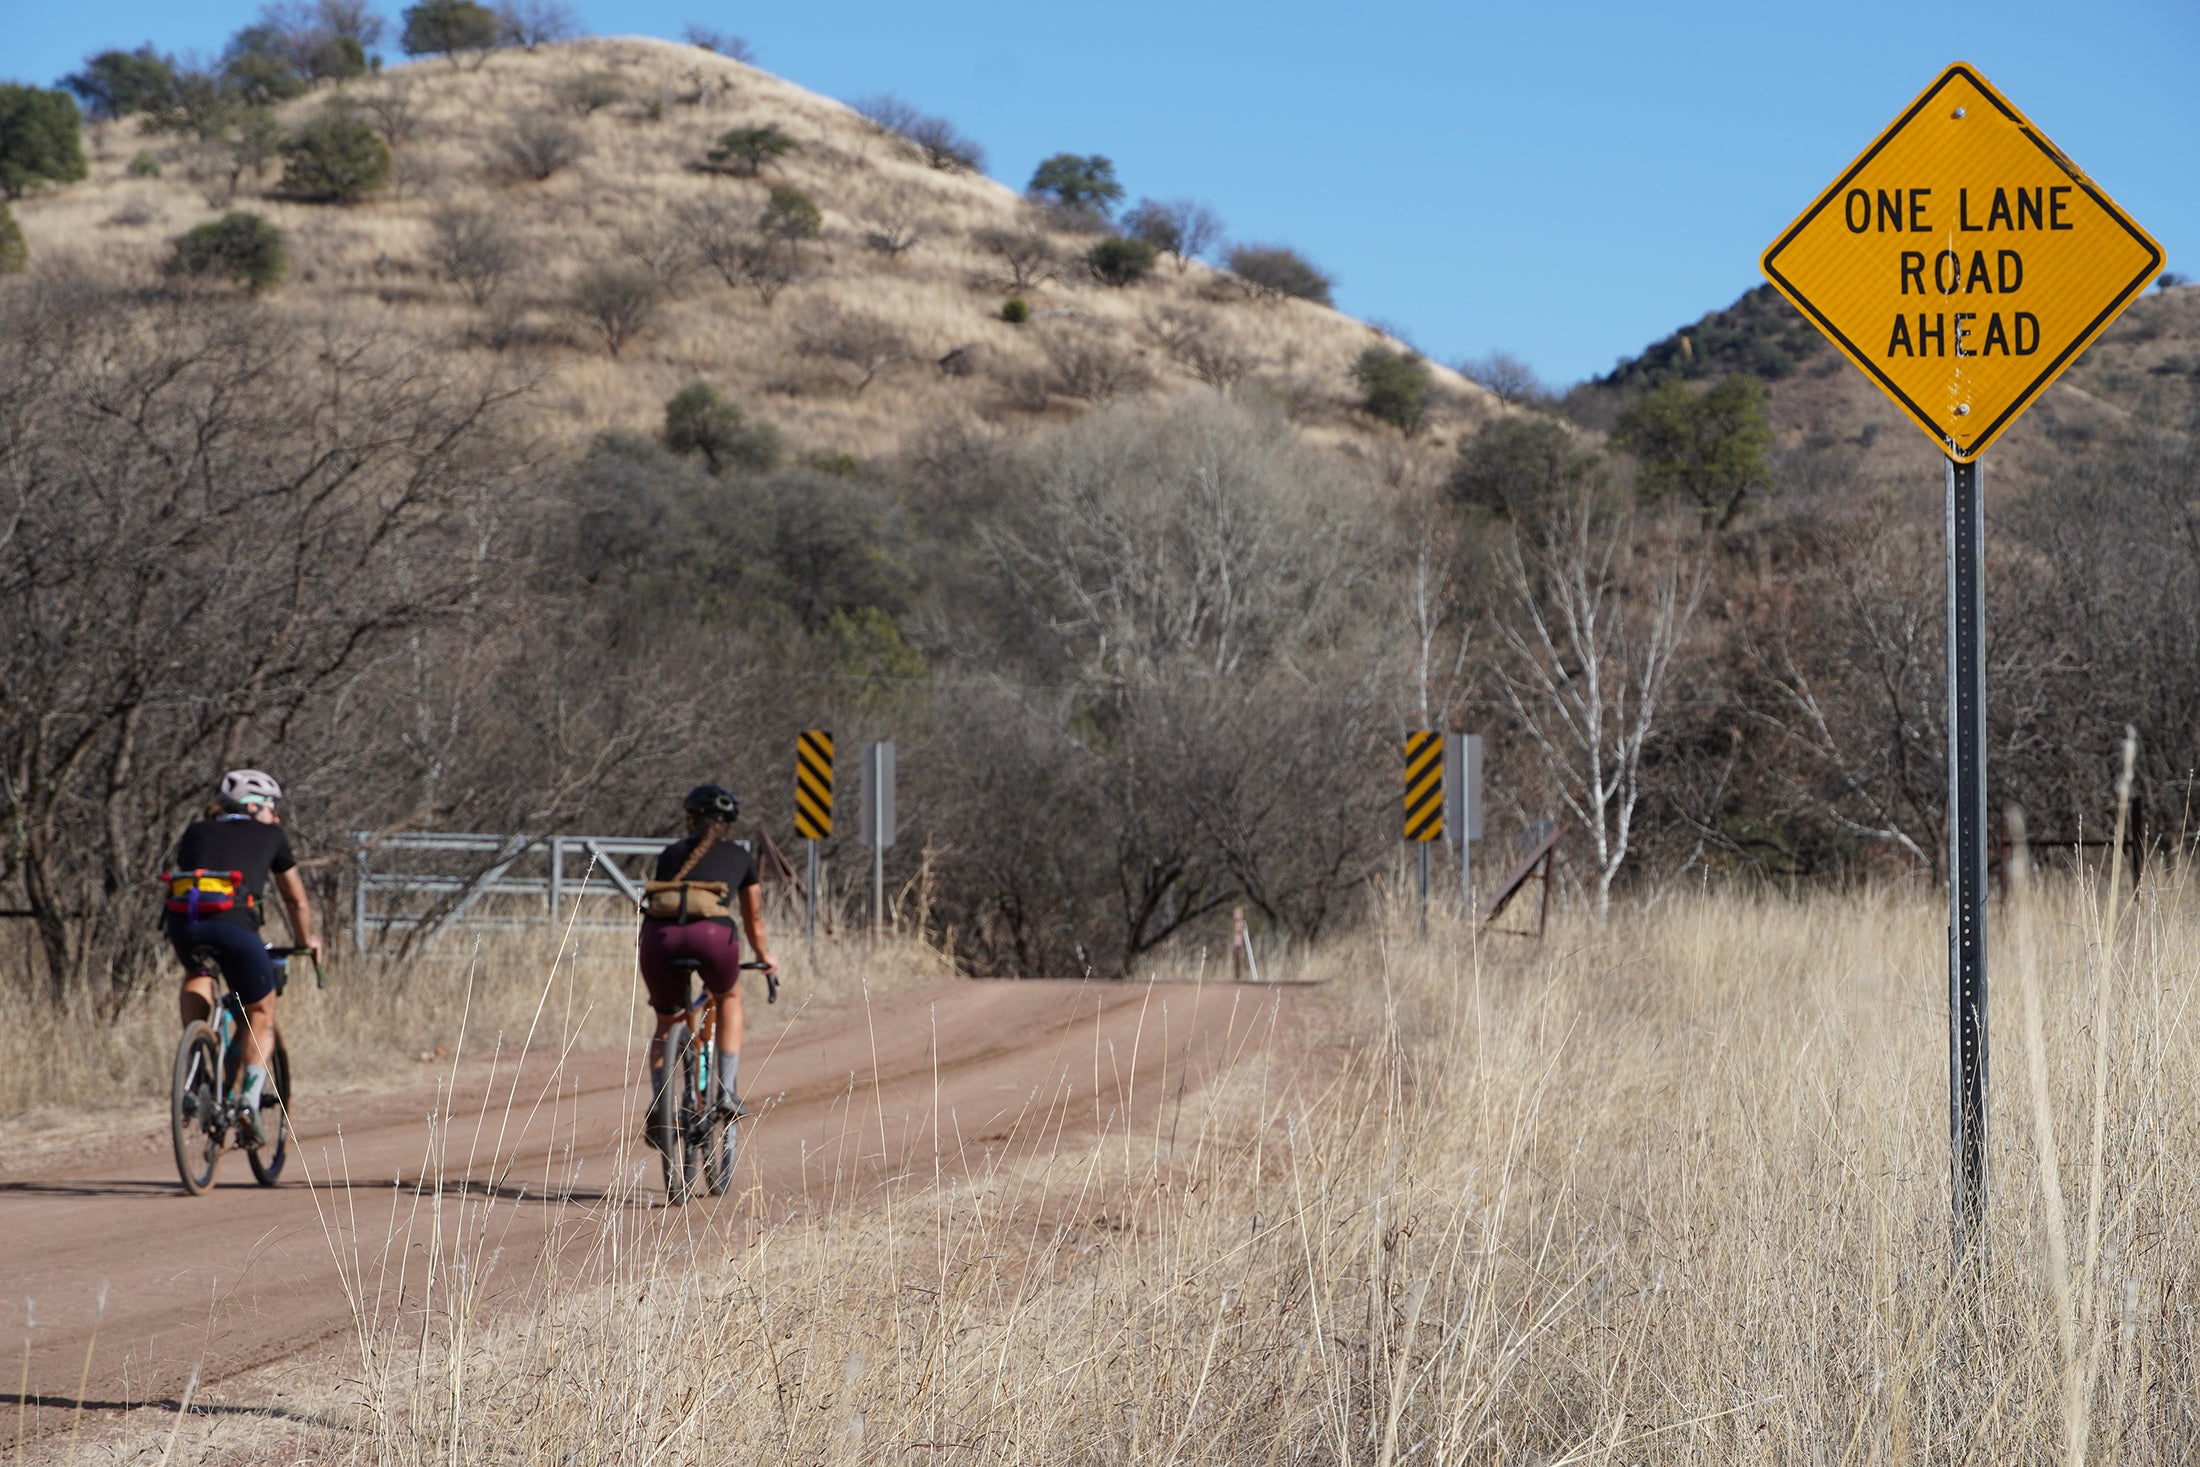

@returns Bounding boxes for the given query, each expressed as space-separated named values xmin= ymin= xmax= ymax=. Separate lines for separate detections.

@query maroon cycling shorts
xmin=637 ymin=919 xmax=743 ymax=1015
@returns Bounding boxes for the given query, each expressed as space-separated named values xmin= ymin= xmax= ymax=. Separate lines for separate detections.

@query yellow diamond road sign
xmin=1762 ymin=63 xmax=2162 ymax=463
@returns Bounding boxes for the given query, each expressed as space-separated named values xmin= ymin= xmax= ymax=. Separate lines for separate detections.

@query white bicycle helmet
xmin=219 ymin=769 xmax=284 ymax=806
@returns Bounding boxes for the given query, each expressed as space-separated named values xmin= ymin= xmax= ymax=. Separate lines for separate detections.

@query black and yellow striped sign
xmin=1403 ymin=731 xmax=1442 ymax=842
xmin=795 ymin=730 xmax=834 ymax=839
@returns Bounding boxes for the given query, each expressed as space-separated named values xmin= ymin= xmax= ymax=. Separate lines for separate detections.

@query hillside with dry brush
xmin=14 ymin=35 xmax=1494 ymax=462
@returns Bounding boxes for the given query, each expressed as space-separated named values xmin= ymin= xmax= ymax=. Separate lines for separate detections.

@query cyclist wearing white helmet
xmin=162 ymin=769 xmax=322 ymax=1146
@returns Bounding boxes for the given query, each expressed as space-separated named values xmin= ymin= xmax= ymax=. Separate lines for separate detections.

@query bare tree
xmin=1040 ymin=321 xmax=1153 ymax=404
xmin=0 ymin=279 xmax=534 ymax=1002
xmin=552 ymin=71 xmax=624 ymax=118
xmin=615 ymin=217 xmax=692 ymax=293
xmin=675 ymin=195 xmax=803 ymax=304
xmin=860 ymin=185 xmax=930 ymax=259
xmin=975 ymin=225 xmax=1056 ymax=292
xmin=1458 ymin=350 xmax=1547 ymax=406
xmin=428 ymin=204 xmax=523 ymax=306
xmin=1143 ymin=306 xmax=1256 ymax=393
xmin=955 ymin=396 xmax=1395 ymax=964
xmin=1496 ymin=490 xmax=1705 ymax=916
xmin=795 ymin=308 xmax=913 ymax=394
xmin=682 ymin=23 xmax=754 ymax=62
xmin=849 ymin=93 xmax=920 ymax=138
xmin=359 ymin=78 xmax=419 ymax=151
xmin=1124 ymin=198 xmax=1223 ymax=272
xmin=847 ymin=93 xmax=982 ymax=172
xmin=495 ymin=115 xmax=587 ymax=181
xmin=496 ymin=0 xmax=582 ymax=49
xmin=903 ymin=114 xmax=984 ymax=173
xmin=569 ymin=264 xmax=660 ymax=356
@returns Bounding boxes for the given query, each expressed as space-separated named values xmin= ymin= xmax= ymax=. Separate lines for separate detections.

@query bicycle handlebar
xmin=742 ymin=960 xmax=779 ymax=1005
xmin=267 ymin=946 xmax=325 ymax=990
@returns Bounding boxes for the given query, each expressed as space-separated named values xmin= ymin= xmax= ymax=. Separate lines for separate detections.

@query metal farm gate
xmin=349 ymin=832 xmax=749 ymax=952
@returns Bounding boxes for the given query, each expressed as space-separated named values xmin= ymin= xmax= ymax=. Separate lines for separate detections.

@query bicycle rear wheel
xmin=247 ymin=1035 xmax=291 ymax=1186
xmin=171 ymin=1022 xmax=224 ymax=1195
xmin=657 ymin=1024 xmax=695 ymax=1205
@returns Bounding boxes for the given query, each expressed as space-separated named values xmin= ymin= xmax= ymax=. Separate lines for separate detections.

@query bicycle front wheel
xmin=171 ymin=1022 xmax=224 ymax=1195
xmin=247 ymin=1035 xmax=292 ymax=1187
xmin=658 ymin=1024 xmax=695 ymax=1205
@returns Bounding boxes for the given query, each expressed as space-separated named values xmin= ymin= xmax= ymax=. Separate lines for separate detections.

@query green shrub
xmin=401 ymin=0 xmax=500 ymax=59
xmin=706 ymin=125 xmax=796 ymax=176
xmin=279 ymin=104 xmax=391 ymax=201
xmin=1225 ymin=244 xmax=1333 ymax=305
xmin=166 ymin=210 xmax=286 ymax=290
xmin=1001 ymin=297 xmax=1029 ymax=325
xmin=309 ymin=35 xmax=369 ymax=81
xmin=664 ymin=383 xmax=783 ymax=475
xmin=63 ymin=46 xmax=180 ymax=123
xmin=760 ymin=184 xmax=821 ymax=242
xmin=127 ymin=149 xmax=163 ymax=178
xmin=1086 ymin=235 xmax=1157 ymax=287
xmin=1352 ymin=347 xmax=1431 ymax=434
xmin=1447 ymin=416 xmax=1599 ymax=520
xmin=0 ymin=86 xmax=89 ymax=200
xmin=220 ymin=28 xmax=309 ymax=108
xmin=1611 ymin=373 xmax=1773 ymax=528
xmin=0 ymin=203 xmax=25 ymax=275
xmin=1026 ymin=153 xmax=1122 ymax=218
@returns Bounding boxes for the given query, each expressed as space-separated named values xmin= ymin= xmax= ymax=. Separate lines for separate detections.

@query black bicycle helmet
xmin=683 ymin=783 xmax=740 ymax=822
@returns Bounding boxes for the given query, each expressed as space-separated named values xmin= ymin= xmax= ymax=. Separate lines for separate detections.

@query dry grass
xmin=86 ymin=860 xmax=2196 ymax=1463
xmin=0 ymin=885 xmax=948 ymax=1142
xmin=11 ymin=37 xmax=1495 ymax=468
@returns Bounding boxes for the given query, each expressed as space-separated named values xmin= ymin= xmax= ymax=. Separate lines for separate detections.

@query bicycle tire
xmin=247 ymin=1035 xmax=291 ymax=1187
xmin=171 ymin=1022 xmax=224 ymax=1195
xmin=698 ymin=1049 xmax=732 ymax=1197
xmin=658 ymin=1024 xmax=694 ymax=1204
xmin=680 ymin=1031 xmax=706 ymax=1201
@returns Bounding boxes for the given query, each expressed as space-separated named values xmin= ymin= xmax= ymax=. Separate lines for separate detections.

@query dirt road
xmin=2 ymin=978 xmax=1301 ymax=1436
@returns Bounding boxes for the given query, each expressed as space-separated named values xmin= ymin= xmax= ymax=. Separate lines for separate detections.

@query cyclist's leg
xmin=636 ymin=923 xmax=689 ymax=1139
xmin=168 ymin=917 xmax=218 ymax=1026
xmin=687 ymin=924 xmax=744 ymax=1110
xmin=648 ymin=921 xmax=744 ymax=1111
xmin=207 ymin=924 xmax=280 ymax=1073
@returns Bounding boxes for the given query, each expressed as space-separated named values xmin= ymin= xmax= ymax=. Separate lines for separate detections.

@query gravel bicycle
xmin=170 ymin=944 xmax=320 ymax=1195
xmin=655 ymin=957 xmax=775 ymax=1204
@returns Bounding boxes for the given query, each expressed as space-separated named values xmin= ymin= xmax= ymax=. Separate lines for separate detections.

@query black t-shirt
xmin=653 ymin=836 xmax=757 ymax=928
xmin=173 ymin=816 xmax=296 ymax=929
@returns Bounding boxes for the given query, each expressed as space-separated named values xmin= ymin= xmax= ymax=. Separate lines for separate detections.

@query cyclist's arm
xmin=738 ymin=885 xmax=775 ymax=972
xmin=273 ymin=867 xmax=324 ymax=965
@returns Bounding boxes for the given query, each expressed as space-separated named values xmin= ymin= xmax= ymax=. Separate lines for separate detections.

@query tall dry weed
xmin=311 ymin=862 xmax=2200 ymax=1462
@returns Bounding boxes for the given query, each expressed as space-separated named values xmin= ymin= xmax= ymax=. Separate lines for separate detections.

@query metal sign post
xmin=1445 ymin=734 xmax=1484 ymax=921
xmin=1763 ymin=62 xmax=2161 ymax=1262
xmin=860 ymin=740 xmax=896 ymax=941
xmin=1947 ymin=456 xmax=1990 ymax=1254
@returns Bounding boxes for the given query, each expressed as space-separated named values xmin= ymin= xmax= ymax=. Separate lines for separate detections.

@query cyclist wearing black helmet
xmin=639 ymin=783 xmax=777 ymax=1133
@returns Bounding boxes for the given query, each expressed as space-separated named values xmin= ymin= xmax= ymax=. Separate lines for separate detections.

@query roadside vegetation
xmin=101 ymin=864 xmax=2200 ymax=1464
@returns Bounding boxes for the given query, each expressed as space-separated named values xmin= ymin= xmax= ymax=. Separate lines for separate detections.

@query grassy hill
xmin=14 ymin=36 xmax=1493 ymax=463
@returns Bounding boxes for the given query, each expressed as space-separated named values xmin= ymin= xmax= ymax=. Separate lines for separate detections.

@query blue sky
xmin=12 ymin=0 xmax=2194 ymax=387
